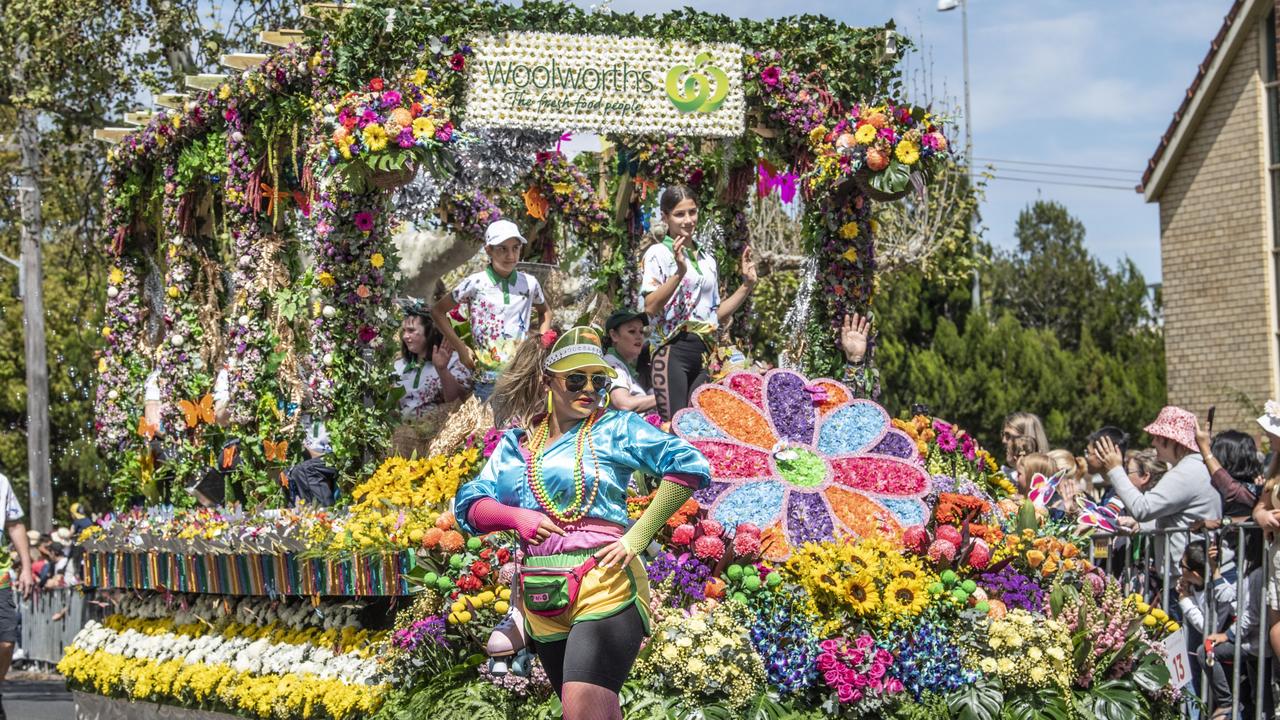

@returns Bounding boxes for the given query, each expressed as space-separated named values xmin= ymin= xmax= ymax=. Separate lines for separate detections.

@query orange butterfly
xmin=178 ymin=394 xmax=215 ymax=429
xmin=263 ymin=438 xmax=288 ymax=462
xmin=220 ymin=444 xmax=238 ymax=470
xmin=137 ymin=417 xmax=158 ymax=441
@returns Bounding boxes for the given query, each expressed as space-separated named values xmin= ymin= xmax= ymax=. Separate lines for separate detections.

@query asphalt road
xmin=1 ymin=674 xmax=74 ymax=720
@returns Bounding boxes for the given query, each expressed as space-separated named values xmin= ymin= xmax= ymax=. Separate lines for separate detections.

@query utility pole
xmin=13 ymin=46 xmax=52 ymax=534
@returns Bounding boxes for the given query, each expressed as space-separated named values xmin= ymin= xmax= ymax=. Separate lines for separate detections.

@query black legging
xmin=652 ymin=332 xmax=709 ymax=421
xmin=531 ymin=603 xmax=647 ymax=694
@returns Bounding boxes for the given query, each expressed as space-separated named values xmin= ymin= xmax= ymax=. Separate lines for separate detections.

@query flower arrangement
xmin=672 ymin=369 xmax=931 ymax=556
xmin=632 ymin=601 xmax=766 ymax=709
xmin=807 ymin=102 xmax=951 ymax=200
xmin=976 ymin=608 xmax=1073 ymax=690
xmin=815 ymin=634 xmax=907 ymax=714
xmin=521 ymin=151 xmax=613 ymax=263
xmin=95 ymin=260 xmax=146 ymax=454
xmin=321 ymin=73 xmax=461 ymax=193
xmin=58 ymin=595 xmax=385 ymax=720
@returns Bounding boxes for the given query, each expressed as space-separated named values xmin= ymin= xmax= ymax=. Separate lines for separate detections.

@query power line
xmin=987 ymin=166 xmax=1140 ymax=182
xmin=988 ymin=175 xmax=1135 ymax=191
xmin=974 ymin=156 xmax=1138 ymax=175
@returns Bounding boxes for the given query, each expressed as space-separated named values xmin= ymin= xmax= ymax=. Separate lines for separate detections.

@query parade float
xmin=67 ymin=2 xmax=1185 ymax=718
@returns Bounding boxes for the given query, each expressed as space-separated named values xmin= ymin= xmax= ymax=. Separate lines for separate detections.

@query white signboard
xmin=1162 ymin=628 xmax=1191 ymax=689
xmin=465 ymin=32 xmax=745 ymax=137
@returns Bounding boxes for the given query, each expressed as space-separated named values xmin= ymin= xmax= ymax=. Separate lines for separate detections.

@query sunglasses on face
xmin=558 ymin=372 xmax=611 ymax=393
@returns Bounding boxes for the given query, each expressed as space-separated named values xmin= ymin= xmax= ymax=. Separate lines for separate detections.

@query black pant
xmin=531 ymin=603 xmax=647 ymax=694
xmin=652 ymin=333 xmax=709 ymax=421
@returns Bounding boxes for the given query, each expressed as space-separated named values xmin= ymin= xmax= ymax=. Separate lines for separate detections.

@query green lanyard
xmin=606 ymin=347 xmax=638 ymax=380
xmin=486 ymin=266 xmax=516 ymax=305
xmin=662 ymin=237 xmax=702 ymax=275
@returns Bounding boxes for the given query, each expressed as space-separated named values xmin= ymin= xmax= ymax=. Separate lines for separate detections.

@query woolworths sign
xmin=465 ymin=32 xmax=745 ymax=137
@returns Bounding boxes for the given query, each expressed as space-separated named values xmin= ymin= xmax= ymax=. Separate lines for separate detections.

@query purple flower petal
xmin=785 ymin=490 xmax=834 ymax=546
xmin=766 ymin=370 xmax=816 ymax=445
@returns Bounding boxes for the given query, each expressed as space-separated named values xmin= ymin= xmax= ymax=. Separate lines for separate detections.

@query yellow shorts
xmin=521 ymin=550 xmax=651 ymax=643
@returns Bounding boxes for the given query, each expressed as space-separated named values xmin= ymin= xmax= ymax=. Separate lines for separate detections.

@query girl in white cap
xmin=432 ymin=219 xmax=553 ymax=401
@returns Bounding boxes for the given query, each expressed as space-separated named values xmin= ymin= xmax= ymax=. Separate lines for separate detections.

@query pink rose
xmin=853 ymin=673 xmax=869 ymax=688
xmin=848 ymin=649 xmax=865 ymax=666
xmin=818 ymin=639 xmax=841 ymax=653
xmin=836 ymin=684 xmax=856 ymax=703
xmin=824 ymin=669 xmax=843 ymax=686
xmin=875 ymin=648 xmax=893 ymax=665
xmin=868 ymin=662 xmax=886 ymax=680
xmin=854 ymin=635 xmax=875 ymax=650
xmin=886 ymin=677 xmax=905 ymax=694
xmin=817 ymin=653 xmax=838 ymax=672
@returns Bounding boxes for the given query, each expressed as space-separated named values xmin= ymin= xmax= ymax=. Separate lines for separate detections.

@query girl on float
xmin=601 ymin=310 xmax=655 ymax=414
xmin=454 ymin=327 xmax=709 ymax=719
xmin=395 ymin=301 xmax=471 ymax=420
xmin=640 ymin=185 xmax=757 ymax=420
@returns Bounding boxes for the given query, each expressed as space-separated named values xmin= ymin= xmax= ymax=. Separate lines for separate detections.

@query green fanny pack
xmin=519 ymin=552 xmax=599 ymax=617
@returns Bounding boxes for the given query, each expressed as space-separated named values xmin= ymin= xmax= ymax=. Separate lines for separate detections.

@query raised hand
xmin=840 ymin=312 xmax=871 ymax=363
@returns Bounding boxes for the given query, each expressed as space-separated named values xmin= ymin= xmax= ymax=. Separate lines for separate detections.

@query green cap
xmin=544 ymin=326 xmax=617 ymax=377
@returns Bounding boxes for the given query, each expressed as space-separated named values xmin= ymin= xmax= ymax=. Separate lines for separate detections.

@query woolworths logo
xmin=665 ymin=52 xmax=730 ymax=114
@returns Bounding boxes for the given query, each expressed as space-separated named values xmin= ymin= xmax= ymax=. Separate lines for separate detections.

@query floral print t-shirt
xmin=394 ymin=354 xmax=472 ymax=420
xmin=452 ymin=268 xmax=545 ymax=382
xmin=639 ymin=239 xmax=720 ymax=347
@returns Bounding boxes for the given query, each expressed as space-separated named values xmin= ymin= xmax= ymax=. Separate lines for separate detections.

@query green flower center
xmin=774 ymin=446 xmax=827 ymax=488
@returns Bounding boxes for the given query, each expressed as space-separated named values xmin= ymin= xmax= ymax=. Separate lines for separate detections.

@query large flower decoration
xmin=673 ymin=370 xmax=930 ymax=556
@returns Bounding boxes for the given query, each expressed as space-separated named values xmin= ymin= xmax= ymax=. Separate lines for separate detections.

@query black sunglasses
xmin=559 ymin=372 xmax=611 ymax=393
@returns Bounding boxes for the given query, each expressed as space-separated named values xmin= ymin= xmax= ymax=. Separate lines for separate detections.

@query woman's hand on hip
xmin=593 ymin=540 xmax=635 ymax=571
xmin=527 ymin=515 xmax=567 ymax=545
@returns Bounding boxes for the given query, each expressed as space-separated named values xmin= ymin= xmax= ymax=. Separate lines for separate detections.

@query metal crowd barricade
xmin=1091 ymin=522 xmax=1273 ymax=719
xmin=17 ymin=586 xmax=97 ymax=666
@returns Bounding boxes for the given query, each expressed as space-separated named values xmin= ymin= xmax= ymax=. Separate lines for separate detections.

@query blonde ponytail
xmin=490 ymin=328 xmax=561 ymax=428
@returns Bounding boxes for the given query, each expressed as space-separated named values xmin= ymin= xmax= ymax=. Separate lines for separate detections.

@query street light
xmin=938 ymin=0 xmax=981 ymax=311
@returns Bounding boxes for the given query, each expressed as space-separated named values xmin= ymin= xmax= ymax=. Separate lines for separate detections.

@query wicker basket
xmin=370 ymin=164 xmax=418 ymax=191
xmin=851 ymin=166 xmax=924 ymax=203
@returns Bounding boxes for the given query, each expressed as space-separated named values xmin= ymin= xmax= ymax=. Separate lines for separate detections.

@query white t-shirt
xmin=394 ymin=354 xmax=472 ymax=419
xmin=639 ymin=241 xmax=719 ymax=345
xmin=0 ymin=475 xmax=23 ymax=555
xmin=604 ymin=351 xmax=650 ymax=397
xmin=452 ymin=269 xmax=545 ymax=380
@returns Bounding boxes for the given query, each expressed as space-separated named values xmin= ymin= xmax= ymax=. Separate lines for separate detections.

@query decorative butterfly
xmin=1027 ymin=470 xmax=1065 ymax=509
xmin=178 ymin=394 xmax=215 ymax=429
xmin=137 ymin=416 xmax=158 ymax=441
xmin=1078 ymin=497 xmax=1122 ymax=533
xmin=220 ymin=444 xmax=238 ymax=470
xmin=263 ymin=438 xmax=289 ymax=462
xmin=278 ymin=470 xmax=290 ymax=490
xmin=757 ymin=160 xmax=798 ymax=204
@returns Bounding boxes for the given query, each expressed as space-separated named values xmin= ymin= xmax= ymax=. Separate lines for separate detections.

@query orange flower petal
xmin=826 ymin=486 xmax=902 ymax=537
xmin=812 ymin=379 xmax=850 ymax=416
xmin=694 ymin=386 xmax=776 ymax=448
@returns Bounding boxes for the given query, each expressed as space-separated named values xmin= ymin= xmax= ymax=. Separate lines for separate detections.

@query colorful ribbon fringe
xmin=83 ymin=551 xmax=416 ymax=596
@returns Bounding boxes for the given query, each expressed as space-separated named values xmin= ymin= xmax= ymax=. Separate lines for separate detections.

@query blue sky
xmin=570 ymin=0 xmax=1235 ymax=282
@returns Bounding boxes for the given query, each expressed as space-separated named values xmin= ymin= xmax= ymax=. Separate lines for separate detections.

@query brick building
xmin=1141 ymin=0 xmax=1280 ymax=430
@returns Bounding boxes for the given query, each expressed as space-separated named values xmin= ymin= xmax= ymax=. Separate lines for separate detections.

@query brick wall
xmin=1159 ymin=21 xmax=1277 ymax=432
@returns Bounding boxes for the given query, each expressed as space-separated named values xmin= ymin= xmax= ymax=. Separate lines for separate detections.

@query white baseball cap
xmin=1258 ymin=400 xmax=1280 ymax=436
xmin=484 ymin=219 xmax=527 ymax=246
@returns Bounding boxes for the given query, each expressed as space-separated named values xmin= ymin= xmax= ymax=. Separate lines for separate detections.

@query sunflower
xmin=849 ymin=545 xmax=881 ymax=574
xmin=844 ymin=574 xmax=880 ymax=615
xmin=883 ymin=577 xmax=929 ymax=617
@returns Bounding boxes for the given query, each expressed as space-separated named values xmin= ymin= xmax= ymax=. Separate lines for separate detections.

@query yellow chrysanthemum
xmin=883 ymin=577 xmax=928 ymax=617
xmin=108 ymin=267 xmax=124 ymax=285
xmin=412 ymin=117 xmax=436 ymax=139
xmin=167 ymin=286 xmax=180 ymax=298
xmin=895 ymin=140 xmax=920 ymax=165
xmin=854 ymin=124 xmax=877 ymax=144
xmin=317 ymin=271 xmax=336 ymax=288
xmin=870 ymin=219 xmax=880 ymax=234
xmin=808 ymin=125 xmax=829 ymax=146
xmin=217 ymin=84 xmax=231 ymax=101
xmin=844 ymin=574 xmax=880 ymax=614
xmin=841 ymin=247 xmax=858 ymax=263
xmin=362 ymin=124 xmax=389 ymax=152
xmin=839 ymin=222 xmax=860 ymax=240
xmin=370 ymin=253 xmax=385 ymax=269
xmin=412 ymin=68 xmax=428 ymax=86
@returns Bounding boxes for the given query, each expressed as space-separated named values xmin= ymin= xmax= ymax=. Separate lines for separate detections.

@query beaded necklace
xmin=525 ymin=410 xmax=603 ymax=524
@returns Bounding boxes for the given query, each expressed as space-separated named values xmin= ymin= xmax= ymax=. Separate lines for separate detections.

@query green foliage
xmin=174 ymin=132 xmax=228 ymax=196
xmin=321 ymin=0 xmax=905 ymax=103
xmin=874 ymin=200 xmax=1165 ymax=459
xmin=948 ymin=676 xmax=1003 ymax=720
xmin=747 ymin=270 xmax=800 ymax=362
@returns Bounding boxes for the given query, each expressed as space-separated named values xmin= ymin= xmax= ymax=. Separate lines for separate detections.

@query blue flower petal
xmin=673 ymin=410 xmax=727 ymax=440
xmin=816 ymin=402 xmax=887 ymax=456
xmin=711 ymin=480 xmax=786 ymax=531
xmin=880 ymin=497 xmax=928 ymax=527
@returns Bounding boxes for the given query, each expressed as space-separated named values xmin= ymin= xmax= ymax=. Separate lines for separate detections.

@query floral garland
xmin=521 ymin=151 xmax=613 ymax=264
xmin=155 ymin=158 xmax=212 ymax=433
xmin=95 ymin=259 xmax=146 ymax=452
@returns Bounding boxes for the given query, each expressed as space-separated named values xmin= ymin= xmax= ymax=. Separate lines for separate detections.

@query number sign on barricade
xmin=1162 ymin=627 xmax=1191 ymax=690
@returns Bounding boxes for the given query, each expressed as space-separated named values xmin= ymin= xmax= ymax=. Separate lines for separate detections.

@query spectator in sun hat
xmin=1088 ymin=405 xmax=1221 ymax=578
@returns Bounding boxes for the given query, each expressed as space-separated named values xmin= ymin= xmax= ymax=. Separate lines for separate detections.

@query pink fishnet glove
xmin=468 ymin=498 xmax=546 ymax=542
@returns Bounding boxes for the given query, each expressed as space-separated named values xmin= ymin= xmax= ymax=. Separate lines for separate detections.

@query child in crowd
xmin=433 ymin=220 xmax=552 ymax=402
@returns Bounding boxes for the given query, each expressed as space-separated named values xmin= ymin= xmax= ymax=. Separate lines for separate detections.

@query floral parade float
xmin=69 ymin=2 xmax=1185 ymax=719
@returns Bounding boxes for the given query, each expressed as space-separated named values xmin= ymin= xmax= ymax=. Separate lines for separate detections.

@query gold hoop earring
xmin=546 ymin=389 xmax=554 ymax=416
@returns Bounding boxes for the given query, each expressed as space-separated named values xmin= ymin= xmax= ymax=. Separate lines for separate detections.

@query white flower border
xmin=465 ymin=31 xmax=745 ymax=137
